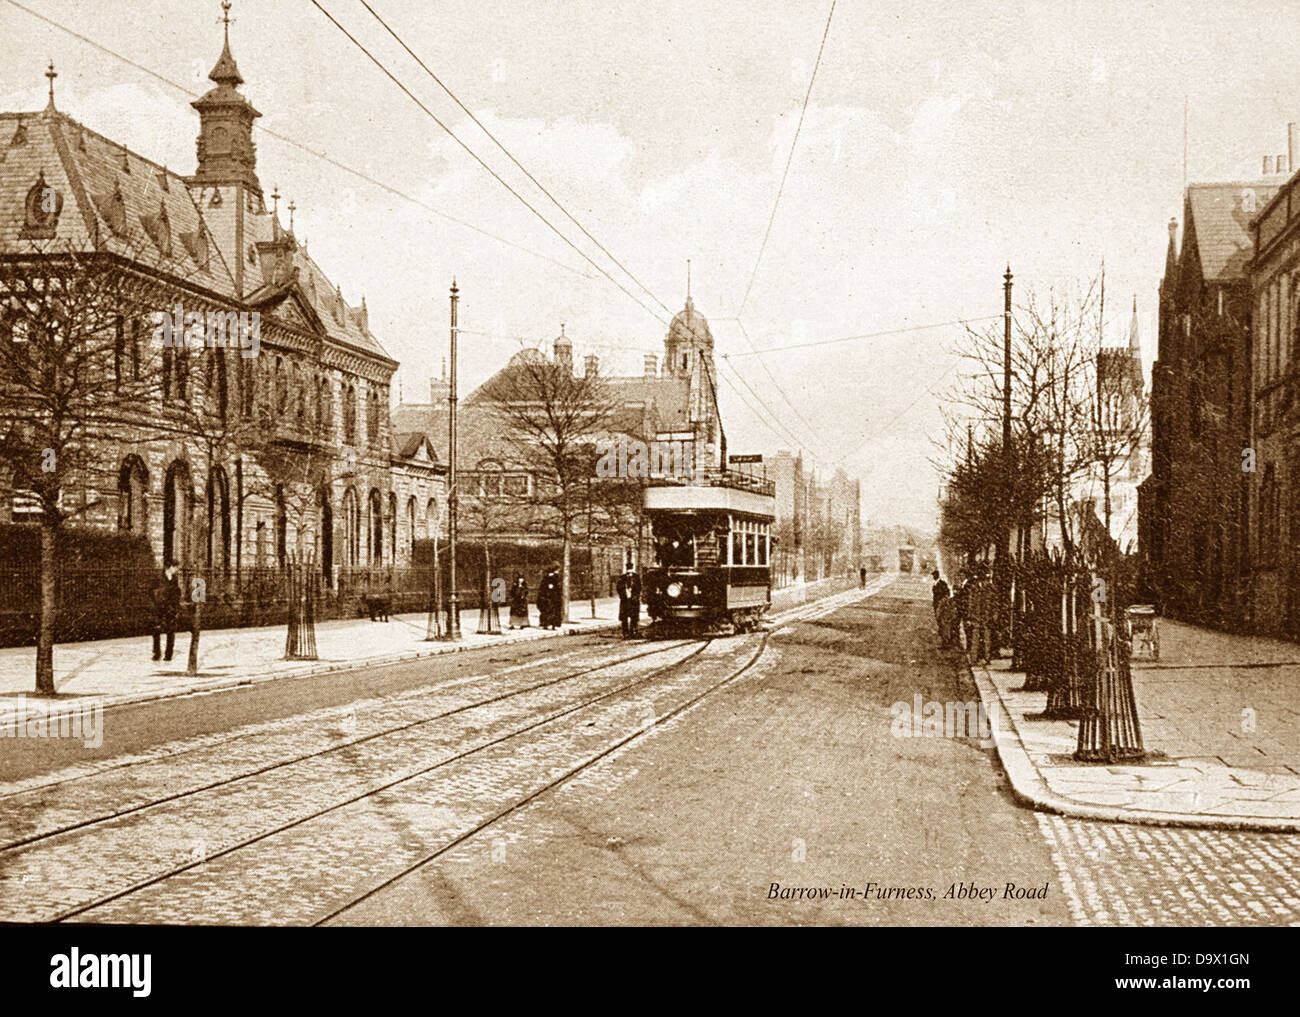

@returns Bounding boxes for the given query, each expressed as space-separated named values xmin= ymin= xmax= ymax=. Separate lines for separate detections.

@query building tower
xmin=663 ymin=267 xmax=719 ymax=464
xmin=554 ymin=323 xmax=573 ymax=374
xmin=191 ymin=2 xmax=261 ymax=193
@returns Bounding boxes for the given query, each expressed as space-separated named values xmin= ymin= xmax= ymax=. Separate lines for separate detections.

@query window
xmin=275 ymin=357 xmax=287 ymax=414
xmin=113 ymin=315 xmax=124 ymax=388
xmin=343 ymin=385 xmax=357 ymax=444
xmin=503 ymin=474 xmax=529 ymax=497
xmin=366 ymin=389 xmax=381 ymax=448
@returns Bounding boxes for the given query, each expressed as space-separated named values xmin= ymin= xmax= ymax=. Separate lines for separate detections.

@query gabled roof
xmin=0 ymin=110 xmax=237 ymax=296
xmin=1183 ymin=180 xmax=1281 ymax=282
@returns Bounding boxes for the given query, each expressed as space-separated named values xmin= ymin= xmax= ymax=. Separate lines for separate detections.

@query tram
xmin=642 ymin=468 xmax=775 ymax=633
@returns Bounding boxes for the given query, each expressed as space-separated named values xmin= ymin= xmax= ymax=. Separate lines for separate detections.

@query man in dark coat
xmin=151 ymin=560 xmax=182 ymax=661
xmin=537 ymin=567 xmax=562 ymax=629
xmin=616 ymin=564 xmax=641 ymax=638
xmin=931 ymin=569 xmax=953 ymax=647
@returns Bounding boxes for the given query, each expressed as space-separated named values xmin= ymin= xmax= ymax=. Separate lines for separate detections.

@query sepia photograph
xmin=0 ymin=0 xmax=1292 ymax=995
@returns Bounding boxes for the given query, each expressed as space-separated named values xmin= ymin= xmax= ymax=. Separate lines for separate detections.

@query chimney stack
xmin=584 ymin=354 xmax=599 ymax=376
xmin=644 ymin=353 xmax=657 ymax=377
xmin=1289 ymin=122 xmax=1296 ymax=173
xmin=1263 ymin=155 xmax=1274 ymax=175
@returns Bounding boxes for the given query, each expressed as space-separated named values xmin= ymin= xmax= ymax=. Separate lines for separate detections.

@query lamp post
xmin=444 ymin=279 xmax=462 ymax=640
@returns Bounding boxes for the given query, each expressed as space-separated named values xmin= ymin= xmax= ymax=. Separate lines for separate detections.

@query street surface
xmin=0 ymin=577 xmax=1296 ymax=926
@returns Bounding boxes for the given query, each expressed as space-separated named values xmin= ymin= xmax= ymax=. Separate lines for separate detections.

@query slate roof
xmin=1 ymin=108 xmax=393 ymax=362
xmin=1184 ymin=180 xmax=1281 ymax=282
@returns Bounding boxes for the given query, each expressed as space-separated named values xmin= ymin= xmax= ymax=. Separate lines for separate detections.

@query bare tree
xmin=0 ymin=239 xmax=170 ymax=693
xmin=477 ymin=352 xmax=618 ymax=622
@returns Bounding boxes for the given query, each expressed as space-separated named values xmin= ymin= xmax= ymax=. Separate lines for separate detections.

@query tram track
xmin=39 ymin=638 xmax=718 ymax=924
xmin=313 ymin=632 xmax=772 ymax=926
xmin=0 ymin=638 xmax=700 ymax=858
xmin=2 ymin=581 xmax=885 ymax=924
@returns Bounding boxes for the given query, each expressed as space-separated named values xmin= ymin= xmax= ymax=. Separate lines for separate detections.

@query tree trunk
xmin=187 ymin=587 xmax=201 ymax=677
xmin=35 ymin=517 xmax=57 ymax=695
xmin=561 ymin=531 xmax=571 ymax=624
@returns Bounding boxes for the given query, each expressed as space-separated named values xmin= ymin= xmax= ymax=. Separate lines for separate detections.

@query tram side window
xmin=758 ymin=528 xmax=768 ymax=566
xmin=745 ymin=532 xmax=755 ymax=564
xmin=732 ymin=530 xmax=743 ymax=566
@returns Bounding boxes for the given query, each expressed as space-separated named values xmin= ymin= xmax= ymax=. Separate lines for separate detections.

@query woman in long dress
xmin=508 ymin=574 xmax=530 ymax=628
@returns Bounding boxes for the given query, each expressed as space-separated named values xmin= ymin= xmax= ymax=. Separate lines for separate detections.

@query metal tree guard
xmin=284 ymin=551 xmax=318 ymax=660
xmin=1075 ymin=573 xmax=1146 ymax=763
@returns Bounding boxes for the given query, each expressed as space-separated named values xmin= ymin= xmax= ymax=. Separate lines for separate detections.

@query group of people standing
xmin=506 ymin=567 xmax=564 ymax=630
xmin=931 ymin=564 xmax=997 ymax=664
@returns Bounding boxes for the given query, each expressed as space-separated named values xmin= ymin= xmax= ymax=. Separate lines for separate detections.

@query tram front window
xmin=655 ymin=535 xmax=694 ymax=568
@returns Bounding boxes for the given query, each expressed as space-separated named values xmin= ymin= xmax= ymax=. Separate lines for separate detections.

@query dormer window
xmin=21 ymin=171 xmax=63 ymax=239
xmin=10 ymin=118 xmax=27 ymax=146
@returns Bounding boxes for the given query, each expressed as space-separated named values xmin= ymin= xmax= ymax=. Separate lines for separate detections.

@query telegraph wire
xmin=308 ymin=0 xmax=667 ymax=325
xmin=728 ymin=320 xmax=824 ymax=452
xmin=735 ymin=0 xmax=836 ymax=318
xmin=725 ymin=314 xmax=1005 ymax=356
xmin=2 ymin=0 xmax=596 ymax=281
xmin=358 ymin=0 xmax=671 ymax=317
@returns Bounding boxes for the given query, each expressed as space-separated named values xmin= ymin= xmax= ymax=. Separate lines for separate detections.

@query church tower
xmin=191 ymin=2 xmax=262 ymax=194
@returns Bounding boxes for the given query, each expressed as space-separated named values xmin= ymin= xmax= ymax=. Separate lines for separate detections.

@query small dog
xmin=360 ymin=594 xmax=391 ymax=622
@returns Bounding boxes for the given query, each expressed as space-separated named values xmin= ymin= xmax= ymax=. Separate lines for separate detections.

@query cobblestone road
xmin=1 ymin=577 xmax=1294 ymax=926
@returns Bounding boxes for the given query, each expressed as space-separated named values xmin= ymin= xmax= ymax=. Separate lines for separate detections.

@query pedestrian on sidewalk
xmin=616 ymin=561 xmax=641 ymax=638
xmin=537 ymin=566 xmax=561 ymax=629
xmin=508 ymin=574 xmax=530 ymax=629
xmin=151 ymin=560 xmax=182 ymax=662
xmin=859 ymin=565 xmax=867 ymax=588
xmin=931 ymin=569 xmax=953 ymax=647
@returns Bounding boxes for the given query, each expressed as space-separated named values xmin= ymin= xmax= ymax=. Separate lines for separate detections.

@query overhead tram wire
xmin=725 ymin=314 xmax=1005 ymax=357
xmin=308 ymin=0 xmax=666 ymax=326
xmin=358 ymin=0 xmax=671 ymax=318
xmin=719 ymin=355 xmax=818 ymax=455
xmin=734 ymin=0 xmax=836 ymax=319
xmin=2 ymin=0 xmax=595 ymax=281
xmin=728 ymin=319 xmax=824 ymax=452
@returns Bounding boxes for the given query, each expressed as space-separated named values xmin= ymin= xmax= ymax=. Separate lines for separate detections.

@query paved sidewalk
xmin=0 ymin=599 xmax=624 ymax=721
xmin=971 ymin=618 xmax=1300 ymax=832
xmin=0 ymin=574 xmax=876 ymax=722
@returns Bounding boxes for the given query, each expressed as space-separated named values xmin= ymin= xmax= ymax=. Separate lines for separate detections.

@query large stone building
xmin=1141 ymin=173 xmax=1283 ymax=628
xmin=0 ymin=15 xmax=444 ymax=603
xmin=1246 ymin=148 xmax=1300 ymax=636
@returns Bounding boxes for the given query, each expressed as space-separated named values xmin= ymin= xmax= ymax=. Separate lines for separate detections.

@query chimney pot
xmin=1264 ymin=155 xmax=1273 ymax=175
xmin=1279 ymin=154 xmax=1288 ymax=175
xmin=644 ymin=353 xmax=658 ymax=377
xmin=1289 ymin=122 xmax=1296 ymax=173
xmin=584 ymin=354 xmax=599 ymax=376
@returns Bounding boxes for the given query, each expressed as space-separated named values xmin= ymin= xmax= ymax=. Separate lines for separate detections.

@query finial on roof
xmin=287 ymin=199 xmax=295 ymax=232
xmin=209 ymin=1 xmax=243 ymax=86
xmin=271 ymin=186 xmax=280 ymax=216
xmin=686 ymin=258 xmax=691 ymax=301
xmin=44 ymin=61 xmax=57 ymax=111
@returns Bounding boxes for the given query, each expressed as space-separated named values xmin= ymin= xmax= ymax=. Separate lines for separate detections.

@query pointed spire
xmin=44 ymin=61 xmax=57 ymax=112
xmin=209 ymin=2 xmax=243 ymax=86
xmin=1128 ymin=295 xmax=1141 ymax=356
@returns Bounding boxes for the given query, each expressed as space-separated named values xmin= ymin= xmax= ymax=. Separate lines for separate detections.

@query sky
xmin=2 ymin=0 xmax=1299 ymax=530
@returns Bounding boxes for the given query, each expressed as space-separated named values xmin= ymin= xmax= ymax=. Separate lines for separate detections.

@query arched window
xmin=162 ymin=460 xmax=192 ymax=567
xmin=295 ymin=363 xmax=306 ymax=424
xmin=176 ymin=348 xmax=189 ymax=402
xmin=207 ymin=352 xmax=228 ymax=423
xmin=342 ymin=487 xmax=360 ymax=567
xmin=117 ymin=456 xmax=148 ymax=535
xmin=344 ymin=385 xmax=357 ymax=444
xmin=208 ymin=465 xmax=231 ymax=574
xmin=161 ymin=345 xmax=173 ymax=401
xmin=388 ymin=491 xmax=398 ymax=564
xmin=274 ymin=484 xmax=287 ymax=567
xmin=319 ymin=487 xmax=334 ymax=583
xmin=407 ymin=496 xmax=417 ymax=554
xmin=320 ymin=376 xmax=332 ymax=430
xmin=369 ymin=489 xmax=384 ymax=565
